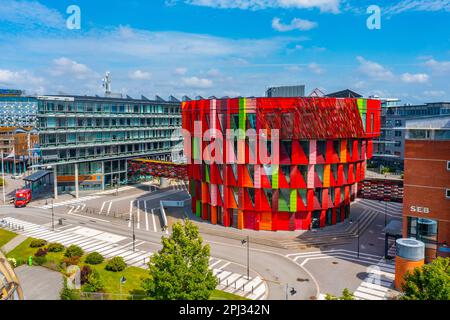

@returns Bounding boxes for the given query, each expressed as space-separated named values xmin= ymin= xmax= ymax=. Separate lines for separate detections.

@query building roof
xmin=36 ymin=94 xmax=180 ymax=105
xmin=325 ymin=89 xmax=363 ymax=98
xmin=23 ymin=170 xmax=51 ymax=183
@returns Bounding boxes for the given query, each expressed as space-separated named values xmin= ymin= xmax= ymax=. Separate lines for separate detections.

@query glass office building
xmin=36 ymin=95 xmax=182 ymax=194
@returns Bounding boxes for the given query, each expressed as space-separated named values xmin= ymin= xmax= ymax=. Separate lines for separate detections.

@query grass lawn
xmin=0 ymin=229 xmax=17 ymax=248
xmin=7 ymin=238 xmax=250 ymax=300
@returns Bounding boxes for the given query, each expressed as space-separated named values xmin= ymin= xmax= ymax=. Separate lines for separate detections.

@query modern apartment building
xmin=372 ymin=101 xmax=450 ymax=170
xmin=403 ymin=116 xmax=450 ymax=262
xmin=36 ymin=94 xmax=182 ymax=196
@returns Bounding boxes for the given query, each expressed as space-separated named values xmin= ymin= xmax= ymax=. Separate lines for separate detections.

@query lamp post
xmin=51 ymin=199 xmax=55 ymax=231
xmin=241 ymin=236 xmax=250 ymax=280
xmin=1 ymin=151 xmax=5 ymax=204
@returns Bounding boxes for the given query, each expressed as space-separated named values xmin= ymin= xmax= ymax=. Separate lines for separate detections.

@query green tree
xmin=142 ymin=219 xmax=217 ymax=300
xmin=325 ymin=289 xmax=354 ymax=300
xmin=401 ymin=257 xmax=450 ymax=300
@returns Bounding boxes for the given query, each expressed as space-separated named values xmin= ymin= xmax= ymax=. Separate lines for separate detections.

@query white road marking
xmin=137 ymin=200 xmax=141 ymax=229
xmin=151 ymin=208 xmax=157 ymax=233
xmin=99 ymin=202 xmax=106 ymax=214
xmin=107 ymin=202 xmax=112 ymax=215
xmin=144 ymin=200 xmax=149 ymax=231
xmin=128 ymin=200 xmax=133 ymax=228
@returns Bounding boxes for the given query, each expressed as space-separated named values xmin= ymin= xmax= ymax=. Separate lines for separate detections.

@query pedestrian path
xmin=353 ymin=246 xmax=397 ymax=300
xmin=210 ymin=257 xmax=267 ymax=300
xmin=287 ymin=249 xmax=385 ymax=267
xmin=1 ymin=217 xmax=268 ymax=299
xmin=127 ymin=200 xmax=162 ymax=233
xmin=38 ymin=195 xmax=101 ymax=209
xmin=1 ymin=217 xmax=152 ymax=268
xmin=354 ymin=199 xmax=403 ymax=217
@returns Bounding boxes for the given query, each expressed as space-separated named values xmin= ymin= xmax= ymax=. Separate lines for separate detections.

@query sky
xmin=0 ymin=0 xmax=449 ymax=103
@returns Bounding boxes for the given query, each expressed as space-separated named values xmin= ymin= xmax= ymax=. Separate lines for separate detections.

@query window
xmin=395 ymin=120 xmax=402 ymax=126
xmin=447 ymin=161 xmax=450 ymax=171
xmin=447 ymin=189 xmax=450 ymax=199
xmin=395 ymin=131 xmax=402 ymax=137
xmin=395 ymin=141 xmax=402 ymax=147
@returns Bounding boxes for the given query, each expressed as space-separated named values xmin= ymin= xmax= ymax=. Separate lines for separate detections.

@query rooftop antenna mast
xmin=102 ymin=71 xmax=112 ymax=97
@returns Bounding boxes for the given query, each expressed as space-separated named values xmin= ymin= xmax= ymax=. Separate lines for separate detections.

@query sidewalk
xmin=1 ymin=234 xmax=28 ymax=254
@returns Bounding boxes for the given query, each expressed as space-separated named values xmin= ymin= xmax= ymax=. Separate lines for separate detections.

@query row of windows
xmin=42 ymin=142 xmax=176 ymax=164
xmin=40 ymin=130 xmax=178 ymax=146
xmin=38 ymin=102 xmax=180 ymax=114
xmin=38 ymin=117 xmax=180 ymax=129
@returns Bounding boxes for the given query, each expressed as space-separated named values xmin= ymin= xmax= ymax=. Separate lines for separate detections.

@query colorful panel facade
xmin=182 ymin=97 xmax=381 ymax=231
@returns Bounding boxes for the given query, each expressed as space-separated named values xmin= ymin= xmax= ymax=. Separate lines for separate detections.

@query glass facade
xmin=0 ymin=97 xmax=37 ymax=127
xmin=36 ymin=95 xmax=182 ymax=191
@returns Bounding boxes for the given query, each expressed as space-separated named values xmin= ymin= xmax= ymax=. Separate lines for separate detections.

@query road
xmin=0 ymin=182 xmax=403 ymax=300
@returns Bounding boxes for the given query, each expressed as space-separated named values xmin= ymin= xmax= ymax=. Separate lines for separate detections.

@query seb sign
xmin=410 ymin=206 xmax=430 ymax=214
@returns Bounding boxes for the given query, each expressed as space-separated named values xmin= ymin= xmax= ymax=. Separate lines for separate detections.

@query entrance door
xmin=312 ymin=211 xmax=321 ymax=229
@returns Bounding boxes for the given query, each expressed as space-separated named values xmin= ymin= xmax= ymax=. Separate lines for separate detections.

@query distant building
xmin=371 ymin=101 xmax=450 ymax=170
xmin=266 ymin=85 xmax=305 ymax=98
xmin=325 ymin=89 xmax=363 ymax=99
xmin=403 ymin=116 xmax=450 ymax=262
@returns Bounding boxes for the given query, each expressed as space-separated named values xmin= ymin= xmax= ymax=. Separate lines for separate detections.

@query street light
xmin=119 ymin=276 xmax=126 ymax=299
xmin=241 ymin=236 xmax=250 ymax=280
xmin=127 ymin=211 xmax=136 ymax=252
xmin=285 ymin=284 xmax=297 ymax=300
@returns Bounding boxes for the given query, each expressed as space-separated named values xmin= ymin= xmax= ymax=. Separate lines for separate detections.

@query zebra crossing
xmin=354 ymin=199 xmax=403 ymax=217
xmin=1 ymin=217 xmax=152 ymax=268
xmin=353 ymin=246 xmax=397 ymax=300
xmin=38 ymin=195 xmax=102 ymax=209
xmin=127 ymin=200 xmax=161 ymax=233
xmin=210 ymin=257 xmax=267 ymax=300
xmin=287 ymin=247 xmax=398 ymax=300
xmin=1 ymin=217 xmax=268 ymax=300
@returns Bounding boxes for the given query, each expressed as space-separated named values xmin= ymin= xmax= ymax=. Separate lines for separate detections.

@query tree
xmin=401 ymin=257 xmax=450 ymax=300
xmin=142 ymin=219 xmax=217 ymax=300
xmin=325 ymin=288 xmax=355 ymax=300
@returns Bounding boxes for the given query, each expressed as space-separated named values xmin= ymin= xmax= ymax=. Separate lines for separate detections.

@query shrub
xmin=7 ymin=258 xmax=17 ymax=268
xmin=33 ymin=256 xmax=47 ymax=266
xmin=64 ymin=245 xmax=84 ymax=258
xmin=35 ymin=248 xmax=49 ymax=257
xmin=85 ymin=252 xmax=104 ymax=265
xmin=30 ymin=239 xmax=47 ymax=248
xmin=80 ymin=265 xmax=92 ymax=285
xmin=82 ymin=270 xmax=105 ymax=293
xmin=60 ymin=279 xmax=80 ymax=300
xmin=48 ymin=242 xmax=65 ymax=253
xmin=61 ymin=256 xmax=80 ymax=267
xmin=105 ymin=257 xmax=126 ymax=272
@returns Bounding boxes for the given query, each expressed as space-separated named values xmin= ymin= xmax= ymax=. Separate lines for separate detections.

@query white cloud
xmin=272 ymin=17 xmax=318 ymax=32
xmin=51 ymin=57 xmax=96 ymax=80
xmin=181 ymin=0 xmax=341 ymax=13
xmin=182 ymin=76 xmax=214 ymax=88
xmin=129 ymin=70 xmax=152 ymax=80
xmin=0 ymin=0 xmax=65 ymax=28
xmin=423 ymin=90 xmax=445 ymax=97
xmin=0 ymin=68 xmax=45 ymax=93
xmin=308 ymin=62 xmax=324 ymax=74
xmin=356 ymin=56 xmax=394 ymax=81
xmin=424 ymin=58 xmax=450 ymax=73
xmin=385 ymin=0 xmax=450 ymax=15
xmin=401 ymin=73 xmax=429 ymax=83
xmin=206 ymin=68 xmax=221 ymax=77
xmin=174 ymin=67 xmax=188 ymax=75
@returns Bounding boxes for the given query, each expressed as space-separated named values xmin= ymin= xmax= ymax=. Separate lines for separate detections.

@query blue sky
xmin=0 ymin=0 xmax=449 ymax=103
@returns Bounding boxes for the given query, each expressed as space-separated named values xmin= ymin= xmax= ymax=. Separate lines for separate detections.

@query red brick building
xmin=403 ymin=117 xmax=450 ymax=262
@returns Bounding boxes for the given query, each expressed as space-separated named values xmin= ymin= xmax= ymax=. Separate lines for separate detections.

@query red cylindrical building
xmin=182 ymin=97 xmax=381 ymax=231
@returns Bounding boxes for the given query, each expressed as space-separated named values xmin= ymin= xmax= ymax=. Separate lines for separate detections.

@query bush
xmin=61 ymin=256 xmax=80 ymax=267
xmin=85 ymin=252 xmax=104 ymax=265
xmin=64 ymin=245 xmax=84 ymax=258
xmin=82 ymin=270 xmax=105 ymax=293
xmin=30 ymin=239 xmax=47 ymax=248
xmin=80 ymin=265 xmax=92 ymax=285
xmin=34 ymin=248 xmax=49 ymax=257
xmin=105 ymin=257 xmax=126 ymax=272
xmin=33 ymin=256 xmax=47 ymax=266
xmin=48 ymin=242 xmax=65 ymax=253
xmin=60 ymin=279 xmax=80 ymax=300
xmin=7 ymin=258 xmax=17 ymax=268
